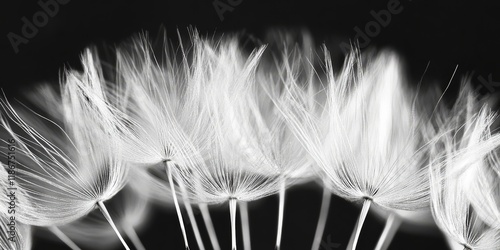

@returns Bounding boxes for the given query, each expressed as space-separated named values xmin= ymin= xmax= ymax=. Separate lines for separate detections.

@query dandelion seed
xmin=260 ymin=40 xmax=330 ymax=250
xmin=276 ymin=48 xmax=436 ymax=250
xmin=464 ymin=146 xmax=500 ymax=230
xmin=247 ymin=36 xmax=322 ymax=250
xmin=65 ymin=32 xmax=275 ymax=250
xmin=58 ymin=181 xmax=150 ymax=250
xmin=168 ymin=35 xmax=283 ymax=250
xmin=0 ymin=85 xmax=130 ymax=249
xmin=429 ymin=84 xmax=500 ymax=250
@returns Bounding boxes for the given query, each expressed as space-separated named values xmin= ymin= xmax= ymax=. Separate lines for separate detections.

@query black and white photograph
xmin=1 ymin=1 xmax=500 ymax=249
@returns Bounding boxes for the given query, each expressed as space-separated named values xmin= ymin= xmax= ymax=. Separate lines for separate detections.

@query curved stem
xmin=123 ymin=225 xmax=146 ymax=250
xmin=275 ymin=177 xmax=286 ymax=250
xmin=239 ymin=201 xmax=251 ymax=250
xmin=165 ymin=161 xmax=190 ymax=250
xmin=350 ymin=199 xmax=372 ymax=250
xmin=200 ymin=203 xmax=221 ymax=250
xmin=374 ymin=213 xmax=401 ymax=250
xmin=97 ymin=201 xmax=130 ymax=250
xmin=311 ymin=186 xmax=331 ymax=250
xmin=230 ymin=198 xmax=238 ymax=250
xmin=48 ymin=226 xmax=81 ymax=250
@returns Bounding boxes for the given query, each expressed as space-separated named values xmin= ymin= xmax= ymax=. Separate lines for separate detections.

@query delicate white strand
xmin=123 ymin=224 xmax=146 ymax=250
xmin=97 ymin=201 xmax=131 ymax=250
xmin=311 ymin=185 xmax=331 ymax=250
xmin=48 ymin=226 xmax=81 ymax=250
xmin=374 ymin=213 xmax=402 ymax=250
xmin=275 ymin=177 xmax=286 ymax=250
xmin=165 ymin=161 xmax=190 ymax=250
xmin=199 ymin=203 xmax=221 ymax=250
xmin=239 ymin=201 xmax=251 ymax=250
xmin=176 ymin=170 xmax=205 ymax=250
xmin=350 ymin=199 xmax=371 ymax=250
xmin=230 ymin=198 xmax=238 ymax=250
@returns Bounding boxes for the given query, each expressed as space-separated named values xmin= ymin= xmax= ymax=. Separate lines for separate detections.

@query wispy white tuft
xmin=0 ymin=83 xmax=129 ymax=249
xmin=276 ymin=48 xmax=436 ymax=249
xmin=59 ymin=182 xmax=150 ymax=250
xmin=464 ymin=144 xmax=500 ymax=230
xmin=0 ymin=93 xmax=128 ymax=226
xmin=429 ymin=84 xmax=500 ymax=250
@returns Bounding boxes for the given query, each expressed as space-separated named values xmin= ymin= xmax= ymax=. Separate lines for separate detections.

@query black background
xmin=1 ymin=0 xmax=500 ymax=249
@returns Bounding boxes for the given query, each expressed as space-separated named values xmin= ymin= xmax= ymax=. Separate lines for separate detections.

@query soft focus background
xmin=1 ymin=0 xmax=499 ymax=249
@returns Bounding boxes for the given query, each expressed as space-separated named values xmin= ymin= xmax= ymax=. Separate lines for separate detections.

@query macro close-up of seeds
xmin=1 ymin=1 xmax=500 ymax=250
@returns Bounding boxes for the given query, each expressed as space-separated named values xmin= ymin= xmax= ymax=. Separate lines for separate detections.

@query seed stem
xmin=230 ymin=198 xmax=238 ymax=250
xmin=123 ymin=224 xmax=146 ymax=250
xmin=175 ymin=170 xmax=205 ymax=250
xmin=346 ymin=218 xmax=357 ymax=250
xmin=374 ymin=213 xmax=401 ymax=250
xmin=311 ymin=185 xmax=331 ymax=250
xmin=200 ymin=203 xmax=221 ymax=250
xmin=97 ymin=201 xmax=130 ymax=250
xmin=48 ymin=226 xmax=81 ymax=250
xmin=350 ymin=199 xmax=372 ymax=250
xmin=275 ymin=177 xmax=286 ymax=250
xmin=165 ymin=161 xmax=190 ymax=250
xmin=239 ymin=201 xmax=251 ymax=250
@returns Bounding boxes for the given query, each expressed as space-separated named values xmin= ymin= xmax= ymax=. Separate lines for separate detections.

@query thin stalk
xmin=346 ymin=217 xmax=358 ymax=250
xmin=239 ymin=201 xmax=251 ymax=250
xmin=311 ymin=186 xmax=332 ymax=250
xmin=165 ymin=161 xmax=190 ymax=250
xmin=374 ymin=213 xmax=401 ymax=250
xmin=199 ymin=203 xmax=221 ymax=250
xmin=192 ymin=162 xmax=218 ymax=250
xmin=230 ymin=198 xmax=238 ymax=250
xmin=97 ymin=201 xmax=130 ymax=250
xmin=178 ymin=181 xmax=205 ymax=250
xmin=123 ymin=224 xmax=146 ymax=250
xmin=48 ymin=226 xmax=81 ymax=250
xmin=275 ymin=177 xmax=286 ymax=250
xmin=350 ymin=199 xmax=372 ymax=250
